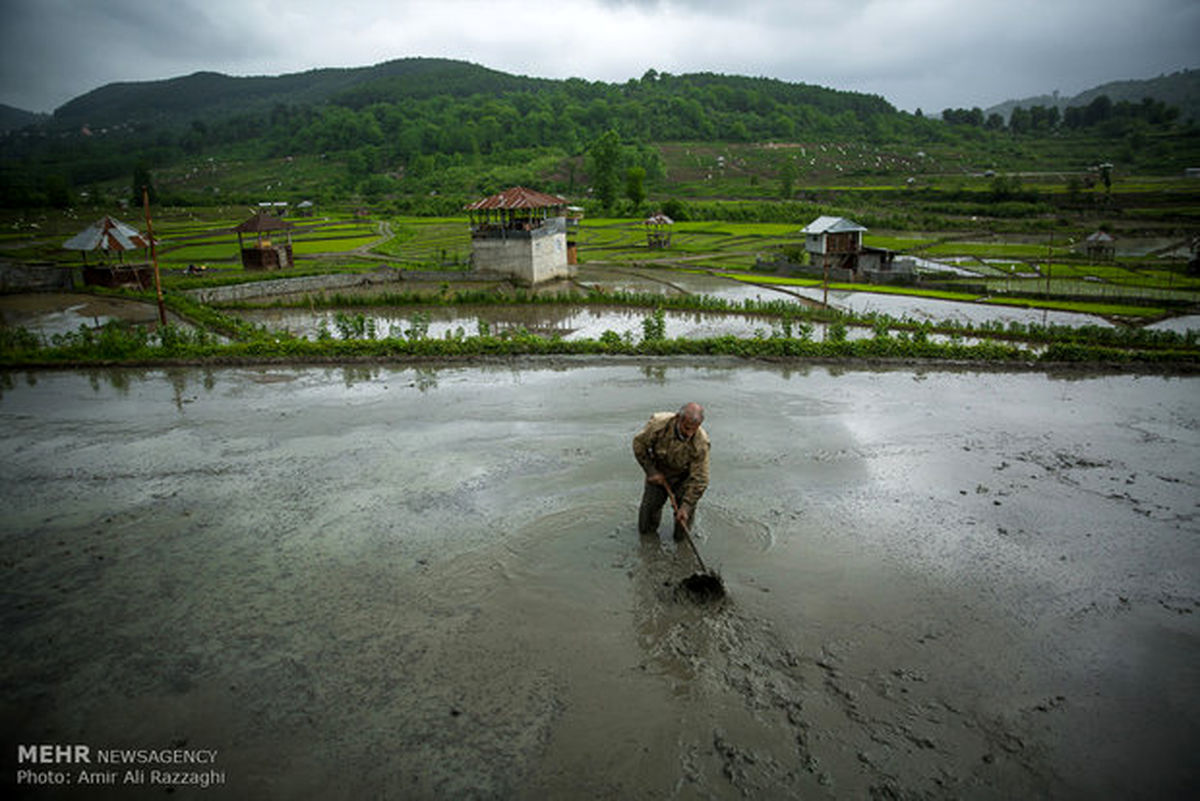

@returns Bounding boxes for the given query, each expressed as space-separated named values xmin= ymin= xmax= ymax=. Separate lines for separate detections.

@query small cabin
xmin=234 ymin=212 xmax=294 ymax=271
xmin=1084 ymin=230 xmax=1116 ymax=262
xmin=798 ymin=215 xmax=904 ymax=282
xmin=802 ymin=216 xmax=867 ymax=272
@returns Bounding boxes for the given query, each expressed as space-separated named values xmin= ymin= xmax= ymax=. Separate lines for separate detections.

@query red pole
xmin=142 ymin=186 xmax=167 ymax=327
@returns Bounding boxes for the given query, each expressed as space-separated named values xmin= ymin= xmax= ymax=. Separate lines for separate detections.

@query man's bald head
xmin=676 ymin=402 xmax=705 ymax=439
xmin=679 ymin=402 xmax=705 ymax=424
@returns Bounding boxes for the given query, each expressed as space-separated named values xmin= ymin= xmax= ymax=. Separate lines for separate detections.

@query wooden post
xmin=823 ymin=256 xmax=829 ymax=308
xmin=142 ymin=186 xmax=167 ymax=327
xmin=1046 ymin=232 xmax=1053 ymax=299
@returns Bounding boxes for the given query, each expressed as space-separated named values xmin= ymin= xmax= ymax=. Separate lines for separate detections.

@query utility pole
xmin=142 ymin=186 xmax=166 ymax=327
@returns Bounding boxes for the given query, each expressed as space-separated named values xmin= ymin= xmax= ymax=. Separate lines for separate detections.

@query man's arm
xmin=680 ymin=440 xmax=710 ymax=507
xmin=632 ymin=417 xmax=667 ymax=481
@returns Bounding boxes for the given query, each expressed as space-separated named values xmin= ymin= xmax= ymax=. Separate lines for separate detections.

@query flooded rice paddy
xmin=233 ymin=304 xmax=1009 ymax=351
xmin=1 ymin=360 xmax=1197 ymax=800
xmin=223 ymin=265 xmax=1169 ymax=352
xmin=0 ymin=294 xmax=190 ymax=339
xmin=5 ymin=267 xmax=1197 ymax=351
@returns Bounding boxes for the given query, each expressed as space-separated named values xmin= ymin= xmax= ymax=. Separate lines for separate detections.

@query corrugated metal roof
xmin=465 ymin=186 xmax=567 ymax=211
xmin=644 ymin=213 xmax=674 ymax=225
xmin=62 ymin=216 xmax=153 ymax=251
xmin=801 ymin=216 xmax=867 ymax=235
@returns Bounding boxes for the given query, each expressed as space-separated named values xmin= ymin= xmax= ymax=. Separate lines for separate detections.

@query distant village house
xmin=799 ymin=216 xmax=904 ymax=282
xmin=1083 ymin=230 xmax=1116 ymax=262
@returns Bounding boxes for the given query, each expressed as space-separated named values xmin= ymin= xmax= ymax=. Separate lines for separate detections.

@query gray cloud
xmin=0 ymin=0 xmax=1195 ymax=114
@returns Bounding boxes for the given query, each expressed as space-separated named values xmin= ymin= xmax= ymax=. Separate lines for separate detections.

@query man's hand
xmin=646 ymin=472 xmax=668 ymax=488
xmin=675 ymin=502 xmax=691 ymax=527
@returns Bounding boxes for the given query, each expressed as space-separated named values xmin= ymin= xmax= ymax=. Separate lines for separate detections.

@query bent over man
xmin=632 ymin=402 xmax=710 ymax=539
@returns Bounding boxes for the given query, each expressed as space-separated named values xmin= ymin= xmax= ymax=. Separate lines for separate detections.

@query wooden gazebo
xmin=465 ymin=187 xmax=568 ymax=237
xmin=62 ymin=215 xmax=156 ymax=288
xmin=644 ymin=213 xmax=674 ymax=249
xmin=233 ymin=212 xmax=294 ymax=271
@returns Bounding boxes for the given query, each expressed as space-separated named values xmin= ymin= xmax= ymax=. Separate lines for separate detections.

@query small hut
xmin=1084 ymin=230 xmax=1116 ymax=262
xmin=233 ymin=212 xmax=294 ymax=271
xmin=644 ymin=213 xmax=674 ymax=249
xmin=62 ymin=215 xmax=156 ymax=288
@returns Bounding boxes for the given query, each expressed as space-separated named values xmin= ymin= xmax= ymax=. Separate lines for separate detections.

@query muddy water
xmin=0 ymin=293 xmax=186 ymax=339
xmin=1 ymin=363 xmax=1197 ymax=800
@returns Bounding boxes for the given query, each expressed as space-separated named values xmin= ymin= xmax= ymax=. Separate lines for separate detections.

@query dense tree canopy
xmin=0 ymin=60 xmax=1194 ymax=209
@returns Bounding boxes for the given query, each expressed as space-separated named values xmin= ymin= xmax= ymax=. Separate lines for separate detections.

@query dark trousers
xmin=638 ymin=477 xmax=695 ymax=539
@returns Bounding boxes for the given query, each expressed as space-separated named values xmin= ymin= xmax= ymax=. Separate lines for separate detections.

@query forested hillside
xmin=49 ymin=59 xmax=550 ymax=130
xmin=985 ymin=68 xmax=1199 ymax=126
xmin=0 ymin=103 xmax=45 ymax=134
xmin=1 ymin=58 xmax=1197 ymax=211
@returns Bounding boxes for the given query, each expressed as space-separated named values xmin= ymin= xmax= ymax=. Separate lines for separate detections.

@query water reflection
xmin=338 ymin=364 xmax=380 ymax=388
xmin=87 ymin=368 xmax=133 ymax=396
xmin=233 ymin=304 xmax=1032 ymax=352
xmin=413 ymin=367 xmax=439 ymax=392
xmin=235 ymin=304 xmax=783 ymax=343
xmin=1145 ymin=315 xmax=1200 ymax=336
xmin=641 ymin=364 xmax=668 ymax=384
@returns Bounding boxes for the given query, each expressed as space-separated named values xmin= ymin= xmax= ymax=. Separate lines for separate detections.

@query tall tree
xmin=589 ymin=129 xmax=622 ymax=209
xmin=625 ymin=166 xmax=646 ymax=210
xmin=131 ymin=162 xmax=157 ymax=207
xmin=779 ymin=157 xmax=797 ymax=200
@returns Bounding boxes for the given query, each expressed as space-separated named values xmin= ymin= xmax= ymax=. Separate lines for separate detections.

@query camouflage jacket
xmin=632 ymin=412 xmax=711 ymax=507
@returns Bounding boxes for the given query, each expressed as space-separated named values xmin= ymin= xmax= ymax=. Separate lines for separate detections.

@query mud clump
xmin=678 ymin=571 xmax=725 ymax=602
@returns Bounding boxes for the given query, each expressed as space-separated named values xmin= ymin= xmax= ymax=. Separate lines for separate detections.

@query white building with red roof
xmin=465 ymin=187 xmax=573 ymax=286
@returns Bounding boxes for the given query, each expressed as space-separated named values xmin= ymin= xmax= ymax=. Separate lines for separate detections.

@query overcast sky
xmin=1 ymin=0 xmax=1196 ymax=115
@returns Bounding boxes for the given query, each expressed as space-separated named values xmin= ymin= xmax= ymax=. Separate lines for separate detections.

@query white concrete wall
xmin=472 ymin=218 xmax=573 ymax=286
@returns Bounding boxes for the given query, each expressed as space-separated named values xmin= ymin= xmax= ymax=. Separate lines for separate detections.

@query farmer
xmin=632 ymin=402 xmax=710 ymax=539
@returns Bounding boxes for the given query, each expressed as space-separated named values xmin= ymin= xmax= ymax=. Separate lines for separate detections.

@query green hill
xmin=986 ymin=68 xmax=1200 ymax=125
xmin=0 ymin=103 xmax=46 ymax=133
xmin=50 ymin=58 xmax=553 ymax=130
xmin=3 ymin=58 xmax=1198 ymax=212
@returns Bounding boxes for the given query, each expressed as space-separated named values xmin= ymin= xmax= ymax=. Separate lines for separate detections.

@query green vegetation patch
xmin=863 ymin=235 xmax=938 ymax=251
xmin=714 ymin=271 xmax=983 ymax=301
xmin=924 ymin=242 xmax=1052 ymax=259
xmin=292 ymin=235 xmax=378 ymax=255
xmin=981 ymin=296 xmax=1165 ymax=318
